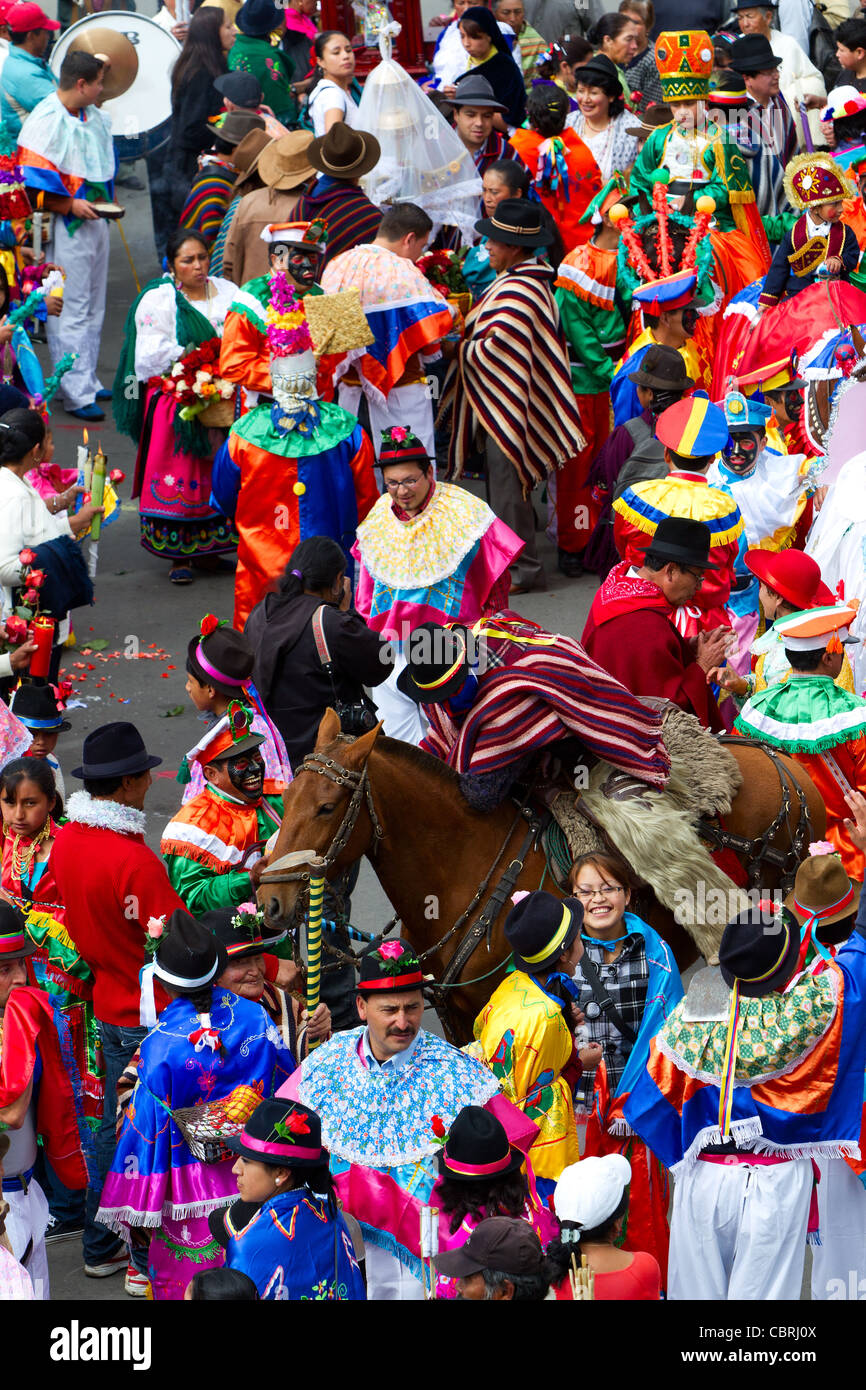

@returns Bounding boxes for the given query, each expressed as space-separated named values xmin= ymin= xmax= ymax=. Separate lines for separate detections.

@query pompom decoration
xmin=265 ymin=270 xmax=314 ymax=359
xmin=608 ymin=203 xmax=630 ymax=225
xmin=649 ymin=166 xmax=670 ymax=185
xmin=511 ymin=889 xmax=531 ymax=905
xmin=695 ymin=195 xmax=717 ymax=216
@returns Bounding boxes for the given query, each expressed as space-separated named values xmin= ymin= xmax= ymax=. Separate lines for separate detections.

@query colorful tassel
xmin=718 ymin=979 xmax=740 ymax=1141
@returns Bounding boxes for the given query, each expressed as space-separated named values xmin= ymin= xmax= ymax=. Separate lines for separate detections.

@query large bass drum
xmin=50 ymin=11 xmax=181 ymax=159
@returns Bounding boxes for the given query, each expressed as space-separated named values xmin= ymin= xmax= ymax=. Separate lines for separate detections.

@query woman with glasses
xmin=565 ymin=849 xmax=683 ymax=1286
xmin=352 ymin=425 xmax=522 ymax=743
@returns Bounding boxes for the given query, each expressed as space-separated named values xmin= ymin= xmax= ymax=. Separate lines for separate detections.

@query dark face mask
xmin=286 ymin=249 xmax=321 ymax=287
xmin=681 ymin=307 xmax=699 ymax=336
xmin=723 ymin=430 xmax=761 ymax=474
xmin=783 ymin=388 xmax=804 ymax=422
xmin=225 ymin=752 xmax=265 ymax=799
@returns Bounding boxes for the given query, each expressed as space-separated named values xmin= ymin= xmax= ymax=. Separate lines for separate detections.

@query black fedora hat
xmin=187 ymin=616 xmax=255 ymax=693
xmin=71 ymin=721 xmax=162 ymax=780
xmin=730 ymin=34 xmax=782 ymax=72
xmin=225 ymin=1098 xmax=326 ymax=1167
xmin=0 ymin=899 xmax=37 ymax=961
xmin=643 ymin=517 xmax=718 ymax=571
xmin=572 ymin=53 xmax=622 ymax=94
xmin=505 ymin=890 xmax=582 ymax=974
xmin=449 ymin=71 xmax=508 ymax=112
xmin=719 ymin=904 xmax=801 ymax=997
xmin=10 ymin=682 xmax=71 ymax=733
xmin=396 ymin=622 xmax=472 ymax=705
xmin=475 ymin=197 xmax=554 ymax=248
xmin=307 ymin=122 xmax=381 ymax=180
xmin=235 ymin=0 xmax=281 ymax=37
xmin=627 ymin=343 xmax=695 ymax=392
xmin=153 ymin=910 xmax=227 ymax=992
xmin=437 ymin=1105 xmax=525 ymax=1182
xmin=357 ymin=938 xmax=425 ymax=994
xmin=202 ymin=904 xmax=287 ymax=960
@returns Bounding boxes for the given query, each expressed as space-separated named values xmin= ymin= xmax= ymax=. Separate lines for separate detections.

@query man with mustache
xmin=161 ymin=706 xmax=284 ymax=914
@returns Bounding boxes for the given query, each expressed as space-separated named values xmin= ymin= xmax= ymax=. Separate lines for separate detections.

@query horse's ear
xmin=345 ymin=719 xmax=384 ymax=764
xmin=315 ymin=709 xmax=343 ymax=749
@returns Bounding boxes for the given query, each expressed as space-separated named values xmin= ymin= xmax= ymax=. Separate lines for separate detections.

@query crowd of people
xmin=3 ymin=0 xmax=866 ymax=1307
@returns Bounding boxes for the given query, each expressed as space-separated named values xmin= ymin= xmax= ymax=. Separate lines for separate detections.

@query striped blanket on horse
xmin=420 ymin=612 xmax=670 ymax=788
xmin=440 ymin=259 xmax=585 ymax=492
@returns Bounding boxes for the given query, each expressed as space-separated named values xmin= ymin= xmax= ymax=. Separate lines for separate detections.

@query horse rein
xmin=258 ymin=751 xmax=384 ymax=887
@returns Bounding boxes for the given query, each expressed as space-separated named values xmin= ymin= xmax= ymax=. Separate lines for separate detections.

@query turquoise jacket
xmin=1 ymin=47 xmax=57 ymax=139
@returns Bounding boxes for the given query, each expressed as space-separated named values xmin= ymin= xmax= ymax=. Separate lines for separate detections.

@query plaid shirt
xmin=572 ymin=932 xmax=649 ymax=1109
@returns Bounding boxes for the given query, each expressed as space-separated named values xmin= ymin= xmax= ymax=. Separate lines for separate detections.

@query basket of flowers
xmin=416 ymin=248 xmax=472 ymax=324
xmin=150 ymin=337 xmax=235 ymax=429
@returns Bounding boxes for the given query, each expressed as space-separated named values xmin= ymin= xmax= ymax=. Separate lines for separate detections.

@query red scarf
xmin=590 ymin=561 xmax=673 ymax=628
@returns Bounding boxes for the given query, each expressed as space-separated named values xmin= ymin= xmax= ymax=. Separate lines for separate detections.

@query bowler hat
xmin=505 ymin=890 xmax=582 ymax=974
xmin=396 ymin=623 xmax=472 ymax=704
xmin=627 ymin=343 xmax=694 ymax=392
xmin=10 ymin=682 xmax=71 ymax=733
xmin=433 ymin=1216 xmax=545 ymax=1278
xmin=71 ymin=721 xmax=162 ymax=780
xmin=449 ymin=72 xmax=508 ymax=112
xmin=203 ymin=904 xmax=287 ymax=959
xmin=214 ymin=70 xmax=263 ymax=109
xmin=224 ymin=1098 xmax=326 ymax=1167
xmin=153 ymin=909 xmax=227 ymax=992
xmin=437 ymin=1105 xmax=525 ymax=1182
xmin=718 ymin=904 xmax=801 ymax=997
xmin=235 ymin=0 xmax=282 ymax=37
xmin=730 ymin=33 xmax=782 ymax=72
xmin=743 ymin=548 xmax=833 ymax=609
xmin=0 ymin=899 xmax=37 ymax=961
xmin=187 ymin=617 xmax=255 ymax=691
xmin=571 ymin=53 xmax=622 ymax=95
xmin=306 ymin=122 xmax=381 ymax=180
xmin=357 ymin=938 xmax=425 ymax=994
xmin=643 ymin=516 xmax=718 ymax=570
xmin=475 ymin=196 xmax=554 ymax=247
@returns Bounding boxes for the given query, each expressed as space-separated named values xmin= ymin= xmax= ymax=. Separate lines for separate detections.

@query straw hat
xmin=258 ymin=131 xmax=316 ymax=192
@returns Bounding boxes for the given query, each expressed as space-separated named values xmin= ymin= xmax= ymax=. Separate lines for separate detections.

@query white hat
xmin=259 ymin=219 xmax=327 ymax=250
xmin=553 ymin=1155 xmax=632 ymax=1234
xmin=773 ymin=602 xmax=859 ymax=652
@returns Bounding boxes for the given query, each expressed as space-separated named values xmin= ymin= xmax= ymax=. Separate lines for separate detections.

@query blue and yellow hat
xmin=655 ymin=391 xmax=730 ymax=458
xmin=723 ymin=390 xmax=773 ymax=432
xmin=632 ymin=268 xmax=697 ymax=314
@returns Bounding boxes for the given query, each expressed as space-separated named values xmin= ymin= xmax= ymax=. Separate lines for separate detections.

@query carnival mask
xmin=270 ymin=243 xmax=322 ymax=288
xmin=723 ymin=430 xmax=762 ymax=475
xmin=225 ymin=750 xmax=265 ymax=800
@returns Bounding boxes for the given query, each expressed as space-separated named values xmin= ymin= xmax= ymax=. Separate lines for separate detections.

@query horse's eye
xmin=317 ymin=803 xmax=336 ymax=816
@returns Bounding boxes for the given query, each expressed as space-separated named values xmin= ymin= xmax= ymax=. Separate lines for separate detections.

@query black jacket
xmin=245 ymin=592 xmax=393 ymax=769
xmin=168 ymin=72 xmax=225 ymax=213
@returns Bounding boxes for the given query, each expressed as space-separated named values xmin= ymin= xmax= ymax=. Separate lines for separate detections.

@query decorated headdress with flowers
xmin=185 ymin=701 xmax=263 ymax=765
xmin=260 ymin=218 xmax=328 ymax=250
xmin=357 ymin=937 xmax=425 ymax=993
xmin=610 ymin=172 xmax=717 ymax=312
xmin=266 ymin=271 xmax=321 ymax=438
xmin=379 ymin=426 xmax=430 ymax=466
xmin=783 ymin=153 xmax=855 ymax=212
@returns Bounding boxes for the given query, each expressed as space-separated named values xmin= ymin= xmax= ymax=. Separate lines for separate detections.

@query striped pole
xmin=306 ymin=869 xmax=325 ymax=1049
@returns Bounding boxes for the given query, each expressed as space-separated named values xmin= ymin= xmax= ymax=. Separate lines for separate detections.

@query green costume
xmin=160 ymin=784 xmax=285 ymax=915
xmin=229 ymin=33 xmax=297 ymax=126
xmin=631 ymin=121 xmax=758 ymax=236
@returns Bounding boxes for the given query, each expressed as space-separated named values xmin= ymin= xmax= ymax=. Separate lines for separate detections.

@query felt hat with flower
xmin=783 ymin=153 xmax=855 ymax=212
xmin=379 ymin=426 xmax=430 ymax=467
xmin=187 ymin=614 xmax=255 ymax=692
xmin=225 ymin=1098 xmax=326 ymax=1168
xmin=357 ymin=938 xmax=425 ymax=993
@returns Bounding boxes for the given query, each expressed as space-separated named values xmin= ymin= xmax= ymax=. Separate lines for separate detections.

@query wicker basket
xmin=172 ymin=1101 xmax=243 ymax=1164
xmin=199 ymin=397 xmax=235 ymax=428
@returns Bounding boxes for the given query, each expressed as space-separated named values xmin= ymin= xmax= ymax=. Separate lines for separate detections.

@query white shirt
xmin=306 ymin=80 xmax=360 ymax=139
xmin=0 ymin=467 xmax=73 ymax=618
xmin=360 ymin=1026 xmax=421 ymax=1072
xmin=133 ymin=276 xmax=237 ymax=380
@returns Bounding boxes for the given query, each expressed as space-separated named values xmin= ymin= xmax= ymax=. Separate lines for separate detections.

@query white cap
xmin=553 ymin=1155 xmax=632 ymax=1232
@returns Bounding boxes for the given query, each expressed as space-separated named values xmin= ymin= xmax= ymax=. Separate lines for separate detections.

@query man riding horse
xmin=396 ymin=610 xmax=671 ymax=811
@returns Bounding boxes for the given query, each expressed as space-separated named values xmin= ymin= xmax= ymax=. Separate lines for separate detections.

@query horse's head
xmin=257 ymin=709 xmax=383 ymax=930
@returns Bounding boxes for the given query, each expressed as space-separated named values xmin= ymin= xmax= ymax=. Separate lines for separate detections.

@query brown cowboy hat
xmin=784 ymin=850 xmax=861 ymax=944
xmin=306 ymin=122 xmax=381 ymax=181
xmin=257 ymin=130 xmax=317 ymax=191
xmin=231 ymin=128 xmax=273 ymax=190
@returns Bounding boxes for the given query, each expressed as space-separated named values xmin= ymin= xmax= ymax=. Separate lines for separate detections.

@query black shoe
xmin=558 ymin=548 xmax=585 ymax=578
xmin=45 ymin=1215 xmax=85 ymax=1244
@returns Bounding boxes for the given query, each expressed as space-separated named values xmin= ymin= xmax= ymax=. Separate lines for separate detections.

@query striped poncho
xmin=441 ymin=259 xmax=585 ymax=492
xmin=421 ymin=611 xmax=671 ymax=787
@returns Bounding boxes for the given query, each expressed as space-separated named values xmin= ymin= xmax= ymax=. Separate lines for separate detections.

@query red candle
xmin=29 ymin=615 xmax=55 ymax=679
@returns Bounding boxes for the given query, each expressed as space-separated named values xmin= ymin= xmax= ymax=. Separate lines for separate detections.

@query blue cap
xmin=723 ymin=389 xmax=773 ymax=431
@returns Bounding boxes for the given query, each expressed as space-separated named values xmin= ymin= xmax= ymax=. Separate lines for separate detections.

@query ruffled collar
xmin=64 ymin=790 xmax=146 ymax=837
xmin=355 ymin=481 xmax=498 ymax=589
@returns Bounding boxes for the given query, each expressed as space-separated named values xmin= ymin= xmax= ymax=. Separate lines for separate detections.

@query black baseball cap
xmin=433 ymin=1216 xmax=545 ymax=1277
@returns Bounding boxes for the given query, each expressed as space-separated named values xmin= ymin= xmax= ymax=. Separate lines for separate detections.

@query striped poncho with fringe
xmin=440 ymin=259 xmax=586 ymax=493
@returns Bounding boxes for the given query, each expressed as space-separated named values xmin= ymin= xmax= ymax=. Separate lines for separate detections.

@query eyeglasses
xmin=384 ymin=476 xmax=425 ymax=491
xmin=679 ymin=566 xmax=705 ymax=582
xmin=573 ymin=885 xmax=625 ymax=900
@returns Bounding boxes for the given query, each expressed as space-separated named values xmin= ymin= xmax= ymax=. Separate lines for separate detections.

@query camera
xmin=336 ymin=698 xmax=377 ymax=736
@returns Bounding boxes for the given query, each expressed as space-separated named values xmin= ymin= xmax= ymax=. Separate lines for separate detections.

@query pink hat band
xmin=239 ymin=1130 xmax=322 ymax=1162
xmin=196 ymin=642 xmax=247 ymax=688
xmin=444 ymin=1151 xmax=515 ymax=1176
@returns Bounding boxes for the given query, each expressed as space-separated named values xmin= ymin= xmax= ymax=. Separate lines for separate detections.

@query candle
xmin=29 ymin=614 xmax=55 ymax=680
xmin=31 ymin=211 xmax=42 ymax=257
xmin=75 ymin=435 xmax=87 ymax=515
xmin=90 ymin=445 xmax=106 ymax=541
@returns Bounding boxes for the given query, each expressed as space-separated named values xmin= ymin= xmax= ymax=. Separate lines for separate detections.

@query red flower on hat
xmin=431 ymin=1115 xmax=446 ymax=1138
xmin=286 ymin=1110 xmax=311 ymax=1136
xmin=200 ymin=614 xmax=219 ymax=637
xmin=390 ymin=427 xmax=409 ymax=443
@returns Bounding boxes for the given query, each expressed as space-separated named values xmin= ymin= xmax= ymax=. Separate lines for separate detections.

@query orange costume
xmin=508 ymin=126 xmax=603 ymax=252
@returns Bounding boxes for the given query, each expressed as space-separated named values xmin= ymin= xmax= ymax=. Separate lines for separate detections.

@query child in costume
xmin=757 ymin=154 xmax=861 ymax=310
xmin=182 ymin=615 xmax=292 ymax=801
xmin=215 ymin=275 xmax=377 ymax=629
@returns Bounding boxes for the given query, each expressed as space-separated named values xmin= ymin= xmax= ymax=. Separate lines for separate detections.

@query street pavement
xmin=43 ymin=167 xmax=600 ymax=1299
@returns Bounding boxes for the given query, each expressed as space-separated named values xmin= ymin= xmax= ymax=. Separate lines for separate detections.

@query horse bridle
xmin=258 ymin=751 xmax=384 ymax=887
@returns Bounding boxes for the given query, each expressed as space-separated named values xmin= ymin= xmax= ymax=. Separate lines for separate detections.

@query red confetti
xmin=161 ymin=672 xmax=170 ymax=678
xmin=87 ymin=664 xmax=95 ymax=670
xmin=167 ymin=665 xmax=176 ymax=670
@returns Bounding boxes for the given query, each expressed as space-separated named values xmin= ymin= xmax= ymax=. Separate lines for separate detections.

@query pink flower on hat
xmin=511 ymin=890 xmax=530 ymax=905
xmin=808 ymin=840 xmax=838 ymax=857
xmin=379 ymin=941 xmax=404 ymax=960
xmin=146 ymin=916 xmax=165 ymax=939
xmin=390 ymin=427 xmax=408 ymax=442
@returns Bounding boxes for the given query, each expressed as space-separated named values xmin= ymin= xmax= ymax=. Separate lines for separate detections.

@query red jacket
xmin=51 ymin=793 xmax=186 ymax=1027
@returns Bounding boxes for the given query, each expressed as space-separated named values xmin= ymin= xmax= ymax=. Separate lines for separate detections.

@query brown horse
xmin=260 ymin=710 xmax=825 ymax=1043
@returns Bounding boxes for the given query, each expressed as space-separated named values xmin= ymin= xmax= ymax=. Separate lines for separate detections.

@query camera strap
xmin=311 ymin=605 xmax=341 ymax=708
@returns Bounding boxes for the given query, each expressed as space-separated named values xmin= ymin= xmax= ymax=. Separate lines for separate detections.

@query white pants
xmin=3 ymin=1179 xmax=50 ymax=1300
xmin=338 ymin=382 xmax=435 ymax=462
xmin=811 ymin=1156 xmax=866 ymax=1301
xmin=371 ymin=655 xmax=428 ymax=746
xmin=668 ymin=1157 xmax=811 ymax=1301
xmin=46 ymin=215 xmax=109 ymax=409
